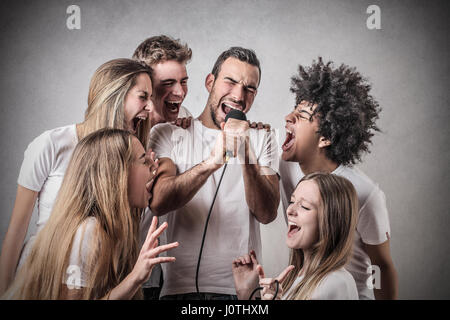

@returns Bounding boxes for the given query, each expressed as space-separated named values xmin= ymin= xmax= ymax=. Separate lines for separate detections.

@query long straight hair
xmin=5 ymin=129 xmax=142 ymax=299
xmin=80 ymin=58 xmax=152 ymax=148
xmin=282 ymin=172 xmax=358 ymax=300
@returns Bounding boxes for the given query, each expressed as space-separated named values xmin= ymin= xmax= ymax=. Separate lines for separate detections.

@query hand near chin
xmin=145 ymin=149 xmax=159 ymax=192
xmin=232 ymin=250 xmax=260 ymax=300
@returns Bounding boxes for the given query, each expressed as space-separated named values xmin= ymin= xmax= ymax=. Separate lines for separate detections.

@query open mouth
xmin=282 ymin=128 xmax=295 ymax=152
xmin=131 ymin=115 xmax=147 ymax=133
xmin=221 ymin=102 xmax=243 ymax=115
xmin=288 ymin=222 xmax=300 ymax=237
xmin=165 ymin=100 xmax=181 ymax=115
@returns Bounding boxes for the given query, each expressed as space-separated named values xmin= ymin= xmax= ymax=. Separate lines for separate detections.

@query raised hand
xmin=220 ymin=118 xmax=250 ymax=160
xmin=257 ymin=264 xmax=295 ymax=300
xmin=232 ymin=250 xmax=259 ymax=300
xmin=130 ymin=216 xmax=178 ymax=285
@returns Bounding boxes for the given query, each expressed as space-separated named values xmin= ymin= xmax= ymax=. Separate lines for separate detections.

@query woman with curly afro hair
xmin=279 ymin=57 xmax=398 ymax=300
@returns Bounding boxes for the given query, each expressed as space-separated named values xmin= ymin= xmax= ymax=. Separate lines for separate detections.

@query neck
xmin=198 ymin=107 xmax=220 ymax=130
xmin=299 ymin=250 xmax=312 ymax=277
xmin=299 ymin=151 xmax=339 ymax=175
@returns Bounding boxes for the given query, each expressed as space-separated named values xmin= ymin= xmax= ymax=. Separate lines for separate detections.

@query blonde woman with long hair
xmin=0 ymin=59 xmax=155 ymax=295
xmin=3 ymin=129 xmax=178 ymax=299
xmin=232 ymin=173 xmax=359 ymax=300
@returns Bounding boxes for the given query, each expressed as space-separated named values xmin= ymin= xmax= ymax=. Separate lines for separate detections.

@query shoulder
xmin=334 ymin=165 xmax=384 ymax=208
xmin=72 ymin=217 xmax=98 ymax=249
xmin=313 ymin=268 xmax=358 ymax=300
xmin=27 ymin=124 xmax=77 ymax=152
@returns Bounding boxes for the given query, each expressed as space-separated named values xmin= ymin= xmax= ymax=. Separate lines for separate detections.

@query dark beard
xmin=209 ymin=104 xmax=221 ymax=129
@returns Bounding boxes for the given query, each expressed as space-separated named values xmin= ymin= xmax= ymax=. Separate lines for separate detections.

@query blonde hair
xmin=81 ymin=58 xmax=152 ymax=147
xmin=5 ymin=129 xmax=143 ymax=299
xmin=282 ymin=173 xmax=358 ymax=300
xmin=132 ymin=35 xmax=192 ymax=66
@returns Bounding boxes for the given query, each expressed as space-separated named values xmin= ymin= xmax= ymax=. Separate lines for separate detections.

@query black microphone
xmin=225 ymin=108 xmax=247 ymax=122
xmin=224 ymin=109 xmax=247 ymax=161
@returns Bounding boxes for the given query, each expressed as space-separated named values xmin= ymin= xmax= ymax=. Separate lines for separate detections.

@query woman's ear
xmin=205 ymin=73 xmax=215 ymax=93
xmin=318 ymin=136 xmax=331 ymax=149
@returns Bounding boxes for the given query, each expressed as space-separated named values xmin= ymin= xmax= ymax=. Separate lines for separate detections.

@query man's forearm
xmin=242 ymin=162 xmax=279 ymax=224
xmin=150 ymin=159 xmax=220 ymax=216
xmin=374 ymin=264 xmax=398 ymax=300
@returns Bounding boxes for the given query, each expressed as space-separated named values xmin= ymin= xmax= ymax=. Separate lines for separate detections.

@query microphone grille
xmin=225 ymin=109 xmax=247 ymax=122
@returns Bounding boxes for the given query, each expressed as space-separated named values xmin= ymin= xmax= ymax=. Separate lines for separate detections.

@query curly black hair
xmin=290 ymin=57 xmax=381 ymax=165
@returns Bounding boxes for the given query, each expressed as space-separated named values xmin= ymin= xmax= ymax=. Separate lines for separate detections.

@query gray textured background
xmin=0 ymin=0 xmax=449 ymax=299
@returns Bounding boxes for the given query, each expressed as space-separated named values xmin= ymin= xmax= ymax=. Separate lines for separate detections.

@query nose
xmin=172 ymin=82 xmax=186 ymax=99
xmin=285 ymin=111 xmax=296 ymax=124
xmin=286 ymin=203 xmax=297 ymax=217
xmin=230 ymin=83 xmax=245 ymax=104
xmin=145 ymin=98 xmax=155 ymax=112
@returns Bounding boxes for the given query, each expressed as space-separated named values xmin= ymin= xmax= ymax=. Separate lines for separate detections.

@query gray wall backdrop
xmin=0 ymin=0 xmax=449 ymax=299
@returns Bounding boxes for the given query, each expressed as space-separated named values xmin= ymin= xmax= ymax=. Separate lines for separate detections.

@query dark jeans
xmin=143 ymin=287 xmax=162 ymax=300
xmin=160 ymin=292 xmax=238 ymax=300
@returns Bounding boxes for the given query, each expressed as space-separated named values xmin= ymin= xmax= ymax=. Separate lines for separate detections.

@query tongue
xmin=282 ymin=133 xmax=294 ymax=151
xmin=288 ymin=226 xmax=300 ymax=236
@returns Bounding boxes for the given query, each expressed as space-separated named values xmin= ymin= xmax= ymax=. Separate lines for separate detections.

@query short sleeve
xmin=17 ymin=131 xmax=55 ymax=192
xmin=255 ymin=129 xmax=279 ymax=176
xmin=312 ymin=271 xmax=358 ymax=300
xmin=64 ymin=218 xmax=98 ymax=289
xmin=148 ymin=124 xmax=175 ymax=160
xmin=357 ymin=186 xmax=391 ymax=245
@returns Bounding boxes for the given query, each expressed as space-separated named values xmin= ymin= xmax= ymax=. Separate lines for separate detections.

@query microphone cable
xmin=195 ymin=162 xmax=228 ymax=294
xmin=195 ymin=109 xmax=246 ymax=295
xmin=248 ymin=280 xmax=279 ymax=300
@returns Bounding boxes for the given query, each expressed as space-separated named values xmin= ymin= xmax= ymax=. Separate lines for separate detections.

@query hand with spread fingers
xmin=232 ymin=250 xmax=260 ymax=300
xmin=130 ymin=216 xmax=178 ymax=285
xmin=257 ymin=264 xmax=295 ymax=300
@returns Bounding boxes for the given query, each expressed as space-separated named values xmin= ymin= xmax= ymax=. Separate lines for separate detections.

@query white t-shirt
xmin=140 ymin=105 xmax=193 ymax=289
xmin=148 ymin=119 xmax=279 ymax=297
xmin=283 ymin=267 xmax=358 ymax=300
xmin=279 ymin=160 xmax=391 ymax=300
xmin=17 ymin=124 xmax=78 ymax=268
xmin=64 ymin=217 xmax=98 ymax=289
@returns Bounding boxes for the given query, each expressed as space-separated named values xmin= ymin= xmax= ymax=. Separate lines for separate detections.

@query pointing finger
xmin=276 ymin=265 xmax=295 ymax=283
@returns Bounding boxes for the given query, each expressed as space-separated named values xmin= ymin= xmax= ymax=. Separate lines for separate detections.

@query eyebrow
xmin=224 ymin=76 xmax=257 ymax=91
xmin=290 ymin=196 xmax=316 ymax=208
xmin=161 ymin=76 xmax=189 ymax=83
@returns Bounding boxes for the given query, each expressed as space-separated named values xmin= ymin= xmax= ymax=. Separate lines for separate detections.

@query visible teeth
xmin=288 ymin=222 xmax=297 ymax=227
xmin=224 ymin=103 xmax=239 ymax=110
